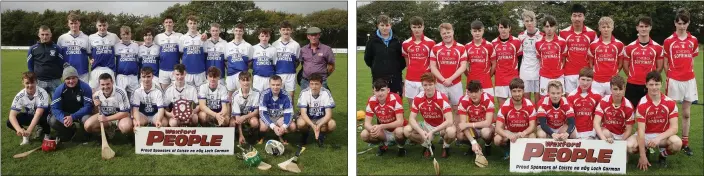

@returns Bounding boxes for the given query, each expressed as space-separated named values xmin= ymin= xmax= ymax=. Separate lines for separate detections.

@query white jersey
xmin=138 ymin=44 xmax=161 ymax=73
xmin=164 ymin=84 xmax=199 ymax=107
xmin=58 ymin=31 xmax=92 ymax=54
xmin=272 ymin=39 xmax=301 ymax=74
xmin=297 ymin=87 xmax=335 ymax=120
xmin=231 ymin=88 xmax=261 ymax=116
xmin=198 ymin=83 xmax=229 ymax=111
xmin=11 ymin=87 xmax=50 ymax=115
xmin=225 ymin=40 xmax=253 ymax=76
xmin=94 ymin=87 xmax=130 ymax=116
xmin=131 ymin=85 xmax=164 ymax=116
xmin=518 ymin=30 xmax=544 ymax=80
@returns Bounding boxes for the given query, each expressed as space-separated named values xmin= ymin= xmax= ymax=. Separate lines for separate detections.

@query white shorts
xmin=185 ymin=72 xmax=206 ymax=87
xmin=158 ymin=70 xmax=175 ymax=85
xmin=633 ymin=133 xmax=659 ymax=145
xmin=613 ymin=133 xmax=625 ymax=140
xmin=667 ymin=78 xmax=699 ymax=102
xmin=420 ymin=121 xmax=441 ymax=136
xmin=89 ymin=67 xmax=115 ymax=90
xmin=137 ymin=112 xmax=156 ymax=124
xmin=278 ymin=73 xmax=296 ymax=92
xmin=383 ymin=130 xmax=395 ymax=142
xmin=495 ymin=86 xmax=510 ymax=98
xmin=524 ymin=79 xmax=540 ymax=93
xmin=435 ymin=83 xmax=463 ymax=105
xmin=564 ymin=75 xmax=579 ymax=94
xmin=577 ymin=130 xmax=597 ymax=139
xmin=404 ymin=80 xmax=423 ymax=99
xmin=483 ymin=88 xmax=495 ymax=97
xmin=253 ymin=75 xmax=270 ymax=92
xmin=226 ymin=72 xmax=243 ymax=92
xmin=116 ymin=74 xmax=139 ymax=93
xmin=591 ymin=81 xmax=611 ymax=96
xmin=539 ymin=76 xmax=565 ymax=96
xmin=79 ymin=73 xmax=90 ymax=84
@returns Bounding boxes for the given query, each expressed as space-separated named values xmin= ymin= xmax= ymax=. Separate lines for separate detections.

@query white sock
xmin=443 ymin=142 xmax=450 ymax=148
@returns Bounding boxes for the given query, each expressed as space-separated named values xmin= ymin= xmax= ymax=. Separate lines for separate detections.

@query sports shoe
xmin=397 ymin=148 xmax=407 ymax=157
xmin=682 ymin=146 xmax=693 ymax=156
xmin=502 ymin=151 xmax=510 ymax=160
xmin=658 ymin=154 xmax=668 ymax=168
xmin=376 ymin=145 xmax=388 ymax=156
xmin=44 ymin=134 xmax=51 ymax=140
xmin=20 ymin=137 xmax=30 ymax=146
xmin=441 ymin=147 xmax=450 ymax=158
xmin=484 ymin=144 xmax=492 ymax=156
xmin=317 ymin=133 xmax=326 ymax=147
xmin=32 ymin=127 xmax=43 ymax=139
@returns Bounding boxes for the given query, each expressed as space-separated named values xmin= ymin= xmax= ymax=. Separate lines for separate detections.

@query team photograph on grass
xmin=1 ymin=1 xmax=348 ymax=175
xmin=356 ymin=1 xmax=703 ymax=175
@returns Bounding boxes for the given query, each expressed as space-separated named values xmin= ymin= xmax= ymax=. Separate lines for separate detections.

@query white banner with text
xmin=135 ymin=127 xmax=235 ymax=155
xmin=510 ymin=138 xmax=627 ymax=174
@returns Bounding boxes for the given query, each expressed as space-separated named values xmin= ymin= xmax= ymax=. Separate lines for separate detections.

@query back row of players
xmin=362 ymin=5 xmax=697 ymax=170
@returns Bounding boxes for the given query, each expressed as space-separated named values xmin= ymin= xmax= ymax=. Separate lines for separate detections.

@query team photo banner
xmin=135 ymin=127 xmax=235 ymax=155
xmin=510 ymin=138 xmax=627 ymax=174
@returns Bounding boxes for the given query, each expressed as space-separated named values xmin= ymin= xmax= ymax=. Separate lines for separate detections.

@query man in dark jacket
xmin=49 ymin=66 xmax=94 ymax=142
xmin=27 ymin=25 xmax=68 ymax=97
xmin=364 ymin=15 xmax=405 ymax=96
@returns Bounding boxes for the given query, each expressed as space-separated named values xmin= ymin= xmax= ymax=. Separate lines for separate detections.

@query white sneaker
xmin=20 ymin=137 xmax=29 ymax=146
xmin=44 ymin=134 xmax=51 ymax=140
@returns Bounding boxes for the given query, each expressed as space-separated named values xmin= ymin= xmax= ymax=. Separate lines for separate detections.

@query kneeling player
xmin=259 ymin=75 xmax=296 ymax=144
xmin=231 ymin=71 xmax=260 ymax=144
xmin=198 ymin=67 xmax=230 ymax=127
xmin=536 ymin=80 xmax=576 ymax=140
xmin=494 ymin=78 xmax=537 ymax=160
xmin=84 ymin=73 xmax=132 ymax=139
xmin=361 ymin=78 xmax=407 ymax=156
xmin=297 ymin=74 xmax=336 ymax=146
xmin=132 ymin=67 xmax=167 ymax=127
xmin=629 ymin=72 xmax=682 ymax=169
xmin=594 ymin=75 xmax=634 ymax=144
xmin=457 ymin=80 xmax=495 ymax=156
xmin=164 ymin=64 xmax=200 ymax=127
xmin=404 ymin=73 xmax=456 ymax=158
xmin=7 ymin=72 xmax=51 ymax=145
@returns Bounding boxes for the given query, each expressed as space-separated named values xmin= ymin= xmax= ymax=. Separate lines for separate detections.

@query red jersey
xmin=560 ymin=26 xmax=598 ymax=75
xmin=588 ymin=37 xmax=625 ymax=83
xmin=567 ymin=86 xmax=602 ymax=132
xmin=536 ymin=97 xmax=575 ymax=129
xmin=430 ymin=41 xmax=467 ymax=84
xmin=402 ymin=35 xmax=436 ymax=81
xmin=594 ymin=95 xmax=635 ymax=135
xmin=536 ymin=36 xmax=568 ymax=78
xmin=465 ymin=39 xmax=495 ymax=89
xmin=411 ymin=90 xmax=452 ymax=127
xmin=457 ymin=92 xmax=495 ymax=123
xmin=636 ymin=93 xmax=679 ymax=134
xmin=663 ymin=32 xmax=699 ymax=81
xmin=365 ymin=92 xmax=406 ymax=128
xmin=491 ymin=36 xmax=523 ymax=86
xmin=623 ymin=39 xmax=664 ymax=85
xmin=497 ymin=98 xmax=536 ymax=133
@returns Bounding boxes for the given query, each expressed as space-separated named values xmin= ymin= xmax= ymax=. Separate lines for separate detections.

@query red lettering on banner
xmin=144 ymin=130 xmax=224 ymax=146
xmin=146 ymin=131 xmax=164 ymax=145
xmin=523 ymin=142 xmax=612 ymax=163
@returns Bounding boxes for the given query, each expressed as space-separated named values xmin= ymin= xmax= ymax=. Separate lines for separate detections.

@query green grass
xmin=1 ymin=50 xmax=348 ymax=175
xmin=355 ymin=50 xmax=704 ymax=175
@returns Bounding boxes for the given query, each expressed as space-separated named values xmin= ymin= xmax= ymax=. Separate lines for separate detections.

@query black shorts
xmin=625 ymin=83 xmax=646 ymax=107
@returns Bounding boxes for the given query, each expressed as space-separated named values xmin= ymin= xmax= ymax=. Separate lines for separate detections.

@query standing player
xmin=494 ymin=78 xmax=537 ymax=160
xmin=403 ymin=73 xmax=456 ymax=158
xmin=258 ymin=75 xmax=296 ymax=144
xmin=164 ymin=64 xmax=200 ymax=127
xmin=594 ymin=75 xmax=635 ymax=144
xmin=198 ymin=67 xmax=230 ymax=127
xmin=297 ymin=74 xmax=336 ymax=146
xmin=560 ymin=4 xmax=598 ymax=93
xmin=536 ymin=15 xmax=568 ymax=99
xmin=566 ymin=68 xmax=602 ymax=139
xmin=465 ymin=20 xmax=495 ymax=96
xmin=87 ymin=17 xmax=119 ymax=93
xmin=132 ymin=67 xmax=167 ymax=127
xmin=204 ymin=23 xmax=227 ymax=85
xmin=273 ymin=21 xmax=301 ymax=104
xmin=361 ymin=78 xmax=407 ymax=156
xmin=429 ymin=23 xmax=467 ymax=121
xmin=231 ymin=71 xmax=260 ymax=144
xmin=588 ymin=17 xmax=625 ymax=96
xmin=663 ymin=9 xmax=698 ymax=156
xmin=622 ymin=16 xmax=664 ymax=109
xmin=252 ymin=28 xmax=277 ymax=92
xmin=179 ymin=15 xmax=208 ymax=87
xmin=517 ymin=10 xmax=543 ymax=103
xmin=114 ymin=26 xmax=141 ymax=98
xmin=226 ymin=23 xmax=253 ymax=98
xmin=457 ymin=80 xmax=495 ymax=156
xmin=84 ymin=73 xmax=132 ymax=139
xmin=630 ymin=71 xmax=682 ymax=169
xmin=58 ymin=13 xmax=91 ymax=83
xmin=402 ymin=16 xmax=435 ymax=104
xmin=155 ymin=16 xmax=184 ymax=90
xmin=536 ymin=81 xmax=576 ymax=140
xmin=492 ymin=18 xmax=523 ymax=106
xmin=6 ymin=72 xmax=51 ymax=145
xmin=138 ymin=27 xmax=161 ymax=90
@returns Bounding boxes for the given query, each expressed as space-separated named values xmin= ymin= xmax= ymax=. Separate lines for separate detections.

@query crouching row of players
xmin=7 ymin=64 xmax=336 ymax=147
xmin=362 ymin=69 xmax=681 ymax=170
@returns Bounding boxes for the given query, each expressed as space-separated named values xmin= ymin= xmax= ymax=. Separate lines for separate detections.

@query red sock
xmin=683 ymin=136 xmax=689 ymax=147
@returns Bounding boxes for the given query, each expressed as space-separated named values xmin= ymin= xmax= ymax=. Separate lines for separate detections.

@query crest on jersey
xmin=76 ymin=95 xmax=81 ymax=101
xmin=50 ymin=50 xmax=56 ymax=56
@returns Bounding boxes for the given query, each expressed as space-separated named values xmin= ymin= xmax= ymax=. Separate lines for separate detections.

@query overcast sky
xmin=1 ymin=0 xmax=347 ymax=16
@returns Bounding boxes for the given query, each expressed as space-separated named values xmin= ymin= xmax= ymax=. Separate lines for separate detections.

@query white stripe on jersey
xmin=95 ymin=87 xmax=130 ymax=116
xmin=231 ymin=88 xmax=261 ymax=116
xmin=198 ymin=83 xmax=229 ymax=110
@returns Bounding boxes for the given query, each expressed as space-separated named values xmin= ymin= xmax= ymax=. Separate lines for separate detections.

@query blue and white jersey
xmin=231 ymin=88 xmax=260 ymax=116
xmin=11 ymin=86 xmax=50 ymax=115
xmin=131 ymin=85 xmax=164 ymax=116
xmin=115 ymin=41 xmax=140 ymax=76
xmin=297 ymin=87 xmax=335 ymax=120
xmin=225 ymin=40 xmax=253 ymax=76
xmin=198 ymin=83 xmax=229 ymax=112
xmin=154 ymin=32 xmax=183 ymax=71
xmin=87 ymin=32 xmax=119 ymax=71
xmin=58 ymin=31 xmax=92 ymax=74
xmin=94 ymin=87 xmax=130 ymax=116
xmin=259 ymin=88 xmax=293 ymax=126
xmin=204 ymin=38 xmax=228 ymax=78
xmin=179 ymin=32 xmax=206 ymax=74
xmin=272 ymin=39 xmax=300 ymax=74
xmin=252 ymin=43 xmax=277 ymax=77
xmin=138 ymin=44 xmax=160 ymax=77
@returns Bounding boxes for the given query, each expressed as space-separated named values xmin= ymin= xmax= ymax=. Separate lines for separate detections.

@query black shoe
xmin=658 ymin=154 xmax=668 ymax=168
xmin=300 ymin=131 xmax=310 ymax=146
xmin=441 ymin=147 xmax=450 ymax=158
xmin=683 ymin=146 xmax=693 ymax=156
xmin=397 ymin=148 xmax=407 ymax=157
xmin=484 ymin=145 xmax=492 ymax=156
xmin=376 ymin=145 xmax=388 ymax=156
xmin=317 ymin=134 xmax=326 ymax=147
